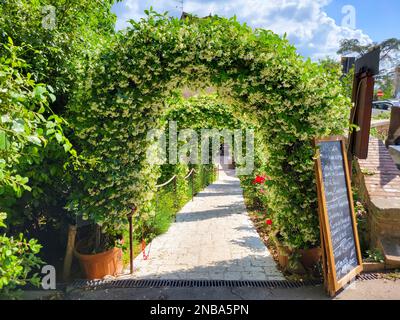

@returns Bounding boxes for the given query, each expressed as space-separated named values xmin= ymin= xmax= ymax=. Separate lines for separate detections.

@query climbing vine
xmin=69 ymin=11 xmax=350 ymax=249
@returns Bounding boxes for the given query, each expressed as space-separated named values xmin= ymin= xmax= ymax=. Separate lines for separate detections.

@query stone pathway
xmin=123 ymin=165 xmax=284 ymax=281
xmin=357 ymin=137 xmax=400 ymax=199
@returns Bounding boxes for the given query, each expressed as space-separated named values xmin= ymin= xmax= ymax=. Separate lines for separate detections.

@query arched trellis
xmin=69 ymin=11 xmax=349 ymax=249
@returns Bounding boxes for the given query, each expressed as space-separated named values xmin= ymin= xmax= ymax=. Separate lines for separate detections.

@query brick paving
xmin=122 ymin=166 xmax=284 ymax=281
xmin=358 ymin=138 xmax=400 ymax=199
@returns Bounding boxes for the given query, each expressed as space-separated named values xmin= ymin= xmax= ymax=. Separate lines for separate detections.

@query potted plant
xmin=362 ymin=249 xmax=385 ymax=272
xmin=297 ymin=246 xmax=321 ymax=269
xmin=74 ymin=225 xmax=124 ymax=280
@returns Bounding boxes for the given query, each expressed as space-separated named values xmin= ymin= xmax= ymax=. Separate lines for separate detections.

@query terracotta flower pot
xmin=74 ymin=247 xmax=123 ymax=280
xmin=298 ymin=247 xmax=321 ymax=269
xmin=276 ymin=244 xmax=291 ymax=269
xmin=278 ymin=251 xmax=289 ymax=269
xmin=272 ymin=234 xmax=291 ymax=269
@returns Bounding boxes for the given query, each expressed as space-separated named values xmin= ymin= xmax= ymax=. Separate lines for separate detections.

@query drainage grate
xmin=70 ymin=272 xmax=384 ymax=291
xmin=71 ymin=278 xmax=323 ymax=290
xmin=356 ymin=273 xmax=382 ymax=281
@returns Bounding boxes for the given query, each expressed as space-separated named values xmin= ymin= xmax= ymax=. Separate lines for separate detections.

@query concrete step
xmin=378 ymin=236 xmax=400 ymax=268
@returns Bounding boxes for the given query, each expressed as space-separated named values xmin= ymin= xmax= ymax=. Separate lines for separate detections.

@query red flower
xmin=252 ymin=175 xmax=266 ymax=184
xmin=266 ymin=219 xmax=273 ymax=226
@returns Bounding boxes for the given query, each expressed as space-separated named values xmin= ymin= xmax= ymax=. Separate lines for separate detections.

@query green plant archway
xmin=70 ymin=11 xmax=349 ymax=249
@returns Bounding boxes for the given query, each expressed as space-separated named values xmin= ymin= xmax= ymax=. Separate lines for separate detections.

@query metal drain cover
xmin=70 ymin=272 xmax=382 ymax=291
xmin=71 ymin=278 xmax=323 ymax=290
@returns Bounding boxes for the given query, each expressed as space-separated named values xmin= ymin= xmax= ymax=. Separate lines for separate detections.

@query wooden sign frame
xmin=314 ymin=136 xmax=363 ymax=296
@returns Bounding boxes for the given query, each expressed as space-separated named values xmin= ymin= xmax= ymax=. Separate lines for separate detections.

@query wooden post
xmin=348 ymin=72 xmax=374 ymax=163
xmin=62 ymin=224 xmax=77 ymax=282
xmin=128 ymin=206 xmax=136 ymax=274
xmin=386 ymin=107 xmax=400 ymax=146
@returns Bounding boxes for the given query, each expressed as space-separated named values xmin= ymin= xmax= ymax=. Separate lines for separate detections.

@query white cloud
xmin=112 ymin=0 xmax=372 ymax=60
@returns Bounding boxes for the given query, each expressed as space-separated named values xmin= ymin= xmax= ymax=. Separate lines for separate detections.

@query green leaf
xmin=0 ymin=131 xmax=7 ymax=150
xmin=11 ymin=119 xmax=25 ymax=133
xmin=27 ymin=135 xmax=42 ymax=146
xmin=55 ymin=132 xmax=63 ymax=143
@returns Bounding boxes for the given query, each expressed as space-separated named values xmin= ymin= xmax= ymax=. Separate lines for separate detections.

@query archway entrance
xmin=123 ymin=94 xmax=282 ymax=280
xmin=70 ymin=11 xmax=349 ymax=278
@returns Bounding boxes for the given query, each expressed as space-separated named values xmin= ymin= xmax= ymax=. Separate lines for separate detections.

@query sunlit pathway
xmin=123 ymin=164 xmax=284 ymax=281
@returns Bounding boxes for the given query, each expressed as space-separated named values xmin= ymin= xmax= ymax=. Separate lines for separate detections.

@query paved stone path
xmin=123 ymin=165 xmax=284 ymax=281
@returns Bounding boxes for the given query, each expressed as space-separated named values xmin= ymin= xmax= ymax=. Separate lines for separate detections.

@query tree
xmin=0 ymin=0 xmax=117 ymax=113
xmin=0 ymin=1 xmax=117 ymax=262
xmin=338 ymin=38 xmax=400 ymax=99
xmin=377 ymin=74 xmax=396 ymax=100
xmin=337 ymin=38 xmax=400 ymax=74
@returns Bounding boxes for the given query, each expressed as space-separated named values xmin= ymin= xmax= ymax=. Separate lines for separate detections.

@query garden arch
xmin=70 ymin=12 xmax=349 ymax=250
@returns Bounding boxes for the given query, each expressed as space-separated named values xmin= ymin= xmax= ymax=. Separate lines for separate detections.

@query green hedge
xmin=123 ymin=164 xmax=216 ymax=252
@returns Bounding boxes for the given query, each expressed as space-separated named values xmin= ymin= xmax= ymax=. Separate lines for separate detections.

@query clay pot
xmin=276 ymin=244 xmax=291 ymax=269
xmin=272 ymin=234 xmax=291 ymax=269
xmin=298 ymin=247 xmax=321 ymax=269
xmin=74 ymin=247 xmax=123 ymax=280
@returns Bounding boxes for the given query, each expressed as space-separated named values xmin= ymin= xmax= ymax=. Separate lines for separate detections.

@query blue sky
xmin=112 ymin=0 xmax=400 ymax=60
xmin=325 ymin=0 xmax=400 ymax=42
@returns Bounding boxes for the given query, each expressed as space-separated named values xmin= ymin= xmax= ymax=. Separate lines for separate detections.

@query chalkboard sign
xmin=314 ymin=137 xmax=363 ymax=296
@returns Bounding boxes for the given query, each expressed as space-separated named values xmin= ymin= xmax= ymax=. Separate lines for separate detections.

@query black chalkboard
xmin=318 ymin=140 xmax=359 ymax=281
xmin=315 ymin=137 xmax=363 ymax=296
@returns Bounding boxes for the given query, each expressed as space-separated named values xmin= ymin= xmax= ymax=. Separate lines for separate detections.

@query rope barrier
xmin=184 ymin=168 xmax=196 ymax=180
xmin=155 ymin=175 xmax=177 ymax=188
xmin=130 ymin=165 xmax=217 ymax=269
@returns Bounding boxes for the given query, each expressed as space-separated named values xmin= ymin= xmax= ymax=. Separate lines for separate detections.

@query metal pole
xmin=202 ymin=167 xmax=205 ymax=188
xmin=191 ymin=170 xmax=194 ymax=201
xmin=173 ymin=176 xmax=178 ymax=210
xmin=128 ymin=206 xmax=136 ymax=274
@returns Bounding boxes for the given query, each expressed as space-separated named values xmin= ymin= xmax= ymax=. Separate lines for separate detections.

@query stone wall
xmin=354 ymin=138 xmax=400 ymax=248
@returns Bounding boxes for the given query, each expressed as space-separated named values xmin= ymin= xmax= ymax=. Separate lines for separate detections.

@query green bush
xmin=0 ymin=213 xmax=43 ymax=299
xmin=122 ymin=163 xmax=215 ymax=259
xmin=0 ymin=0 xmax=117 ymax=258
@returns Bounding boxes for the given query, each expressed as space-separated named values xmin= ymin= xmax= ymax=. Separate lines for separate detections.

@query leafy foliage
xmin=70 ymin=11 xmax=349 ymax=249
xmin=0 ymin=213 xmax=43 ymax=299
xmin=165 ymin=95 xmax=246 ymax=130
xmin=0 ymin=0 xmax=117 ymax=107
xmin=0 ymin=1 xmax=117 ymax=256
xmin=0 ymin=39 xmax=73 ymax=200
xmin=365 ymin=249 xmax=385 ymax=263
